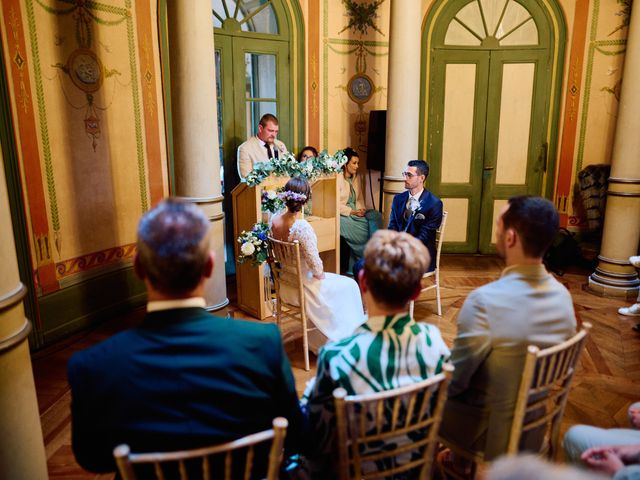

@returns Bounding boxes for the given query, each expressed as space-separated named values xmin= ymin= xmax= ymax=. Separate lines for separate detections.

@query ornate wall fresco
xmin=318 ymin=0 xmax=390 ymax=156
xmin=556 ymin=0 xmax=630 ymax=229
xmin=0 ymin=0 xmax=167 ymax=294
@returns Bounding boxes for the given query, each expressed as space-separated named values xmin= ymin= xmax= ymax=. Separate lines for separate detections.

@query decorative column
xmin=588 ymin=4 xmax=640 ymax=298
xmin=0 ymin=150 xmax=47 ymax=478
xmin=166 ymin=0 xmax=228 ymax=310
xmin=382 ymin=0 xmax=422 ymax=223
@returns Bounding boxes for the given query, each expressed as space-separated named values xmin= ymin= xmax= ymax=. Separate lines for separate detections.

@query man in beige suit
xmin=439 ymin=196 xmax=576 ymax=465
xmin=237 ymin=113 xmax=288 ymax=180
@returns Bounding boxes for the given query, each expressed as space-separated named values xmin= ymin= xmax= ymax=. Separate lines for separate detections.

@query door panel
xmin=478 ymin=49 xmax=549 ymax=253
xmin=429 ymin=49 xmax=489 ymax=252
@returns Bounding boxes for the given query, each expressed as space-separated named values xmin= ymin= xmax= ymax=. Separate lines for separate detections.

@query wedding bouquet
xmin=261 ymin=188 xmax=285 ymax=213
xmin=237 ymin=222 xmax=270 ymax=266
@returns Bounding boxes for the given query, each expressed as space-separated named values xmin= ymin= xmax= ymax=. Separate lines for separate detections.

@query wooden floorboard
xmin=32 ymin=254 xmax=640 ymax=478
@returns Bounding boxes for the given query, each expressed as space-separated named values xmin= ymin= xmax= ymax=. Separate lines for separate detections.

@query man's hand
xmin=582 ymin=447 xmax=625 ymax=475
xmin=351 ymin=209 xmax=366 ymax=217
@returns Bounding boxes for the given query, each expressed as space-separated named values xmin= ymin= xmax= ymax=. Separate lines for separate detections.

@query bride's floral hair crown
xmin=277 ymin=190 xmax=307 ymax=202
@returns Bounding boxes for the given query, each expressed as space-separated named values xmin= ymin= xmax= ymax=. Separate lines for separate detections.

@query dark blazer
xmin=68 ymin=307 xmax=305 ymax=473
xmin=388 ymin=190 xmax=443 ymax=271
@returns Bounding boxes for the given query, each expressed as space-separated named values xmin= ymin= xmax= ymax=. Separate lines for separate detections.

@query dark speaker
xmin=367 ymin=110 xmax=386 ymax=172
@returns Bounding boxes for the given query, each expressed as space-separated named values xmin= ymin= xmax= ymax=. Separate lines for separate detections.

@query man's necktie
xmin=265 ymin=144 xmax=273 ymax=159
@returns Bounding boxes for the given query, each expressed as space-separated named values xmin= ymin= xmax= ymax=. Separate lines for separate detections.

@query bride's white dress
xmin=280 ymin=219 xmax=365 ymax=347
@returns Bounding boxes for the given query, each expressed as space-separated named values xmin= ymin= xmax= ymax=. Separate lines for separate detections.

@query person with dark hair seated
xmin=297 ymin=145 xmax=318 ymax=162
xmin=338 ymin=147 xmax=382 ymax=273
xmin=271 ymin=177 xmax=365 ymax=352
xmin=388 ymin=159 xmax=442 ymax=272
xmin=439 ymin=196 xmax=576 ymax=469
xmin=68 ymin=199 xmax=304 ymax=475
xmin=301 ymin=230 xmax=450 ymax=476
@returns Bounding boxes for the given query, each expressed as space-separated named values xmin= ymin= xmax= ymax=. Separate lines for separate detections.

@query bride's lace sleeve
xmin=289 ymin=220 xmax=324 ymax=277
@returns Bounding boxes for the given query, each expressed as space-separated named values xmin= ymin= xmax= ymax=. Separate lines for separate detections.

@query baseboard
xmin=36 ymin=266 xmax=146 ymax=348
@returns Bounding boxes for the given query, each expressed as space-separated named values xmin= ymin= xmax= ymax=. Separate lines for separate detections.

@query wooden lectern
xmin=231 ymin=175 xmax=340 ymax=319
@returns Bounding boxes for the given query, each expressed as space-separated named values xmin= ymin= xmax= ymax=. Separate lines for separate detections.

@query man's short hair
xmin=502 ymin=195 xmax=559 ymax=258
xmin=363 ymin=230 xmax=430 ymax=308
xmin=407 ymin=160 xmax=429 ymax=178
xmin=136 ymin=199 xmax=211 ymax=295
xmin=259 ymin=113 xmax=279 ymax=127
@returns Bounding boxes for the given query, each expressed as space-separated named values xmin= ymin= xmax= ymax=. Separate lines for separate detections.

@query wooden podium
xmin=231 ymin=175 xmax=340 ymax=319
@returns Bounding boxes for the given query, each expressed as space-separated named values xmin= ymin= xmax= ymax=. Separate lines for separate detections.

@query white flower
xmin=241 ymin=242 xmax=255 ymax=256
xmin=266 ymin=190 xmax=277 ymax=200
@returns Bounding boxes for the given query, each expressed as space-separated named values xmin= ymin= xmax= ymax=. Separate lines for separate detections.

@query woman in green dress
xmin=338 ymin=148 xmax=382 ymax=272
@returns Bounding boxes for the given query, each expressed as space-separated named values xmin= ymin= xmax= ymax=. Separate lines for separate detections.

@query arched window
xmin=444 ymin=0 xmax=539 ymax=46
xmin=212 ymin=0 xmax=280 ymax=34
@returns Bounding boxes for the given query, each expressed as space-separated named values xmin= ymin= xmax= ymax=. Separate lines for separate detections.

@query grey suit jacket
xmin=237 ymin=136 xmax=288 ymax=180
xmin=440 ymin=264 xmax=576 ymax=459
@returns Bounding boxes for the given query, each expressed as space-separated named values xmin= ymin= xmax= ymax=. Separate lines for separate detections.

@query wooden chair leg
xmin=301 ymin=312 xmax=310 ymax=371
xmin=436 ymin=273 xmax=442 ymax=317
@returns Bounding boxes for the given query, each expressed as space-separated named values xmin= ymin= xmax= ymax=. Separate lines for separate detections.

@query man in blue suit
xmin=388 ymin=160 xmax=443 ymax=271
xmin=68 ymin=199 xmax=304 ymax=474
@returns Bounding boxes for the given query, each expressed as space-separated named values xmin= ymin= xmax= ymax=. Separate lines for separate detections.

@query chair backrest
xmin=334 ymin=364 xmax=454 ymax=480
xmin=268 ymin=236 xmax=305 ymax=308
xmin=113 ymin=417 xmax=288 ymax=480
xmin=507 ymin=322 xmax=592 ymax=458
xmin=434 ymin=211 xmax=447 ymax=271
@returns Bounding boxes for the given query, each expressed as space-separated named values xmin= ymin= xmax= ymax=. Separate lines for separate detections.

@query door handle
xmin=540 ymin=142 xmax=548 ymax=172
xmin=483 ymin=166 xmax=494 ymax=171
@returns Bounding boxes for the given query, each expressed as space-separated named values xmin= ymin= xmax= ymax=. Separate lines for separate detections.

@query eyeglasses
xmin=402 ymin=171 xmax=421 ymax=178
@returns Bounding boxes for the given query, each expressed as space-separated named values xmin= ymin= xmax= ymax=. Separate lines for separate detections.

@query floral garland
xmin=245 ymin=150 xmax=348 ymax=187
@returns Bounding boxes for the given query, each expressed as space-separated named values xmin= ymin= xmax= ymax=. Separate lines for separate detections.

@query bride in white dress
xmin=271 ymin=177 xmax=365 ymax=350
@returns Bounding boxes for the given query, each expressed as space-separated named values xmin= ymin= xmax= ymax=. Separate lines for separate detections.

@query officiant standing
xmin=388 ymin=160 xmax=442 ymax=272
xmin=237 ymin=113 xmax=288 ymax=180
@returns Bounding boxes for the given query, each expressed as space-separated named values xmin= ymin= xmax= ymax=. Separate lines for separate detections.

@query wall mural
xmin=569 ymin=0 xmax=630 ymax=229
xmin=0 ymin=0 xmax=166 ymax=292
xmin=323 ymin=0 xmax=388 ymax=152
xmin=48 ymin=1 xmax=125 ymax=151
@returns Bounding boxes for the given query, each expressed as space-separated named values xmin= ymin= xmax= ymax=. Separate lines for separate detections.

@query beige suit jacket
xmin=337 ymin=172 xmax=366 ymax=216
xmin=439 ymin=264 xmax=576 ymax=459
xmin=237 ymin=136 xmax=288 ymax=180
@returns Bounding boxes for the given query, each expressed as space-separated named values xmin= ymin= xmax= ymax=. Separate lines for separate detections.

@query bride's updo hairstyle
xmin=282 ymin=177 xmax=311 ymax=213
xmin=362 ymin=230 xmax=430 ymax=308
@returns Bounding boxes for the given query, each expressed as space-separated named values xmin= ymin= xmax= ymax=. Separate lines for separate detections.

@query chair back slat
xmin=334 ymin=364 xmax=453 ymax=480
xmin=154 ymin=463 xmax=164 ymax=480
xmin=243 ymin=446 xmax=254 ymax=480
xmin=434 ymin=211 xmax=447 ymax=271
xmin=224 ymin=451 xmax=231 ymax=480
xmin=113 ymin=418 xmax=288 ymax=480
xmin=202 ymin=456 xmax=209 ymax=479
xmin=268 ymin=236 xmax=312 ymax=370
xmin=507 ymin=323 xmax=591 ymax=457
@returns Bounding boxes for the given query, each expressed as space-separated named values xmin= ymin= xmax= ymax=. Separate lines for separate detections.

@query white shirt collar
xmin=147 ymin=297 xmax=206 ymax=313
xmin=409 ymin=188 xmax=424 ymax=201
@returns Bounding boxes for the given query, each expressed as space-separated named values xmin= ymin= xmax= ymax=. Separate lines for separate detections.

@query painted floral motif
xmin=340 ymin=0 xmax=385 ymax=36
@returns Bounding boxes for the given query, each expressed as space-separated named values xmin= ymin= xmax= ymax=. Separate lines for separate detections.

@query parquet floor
xmin=32 ymin=255 xmax=640 ymax=479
